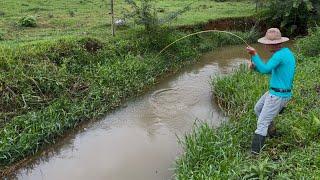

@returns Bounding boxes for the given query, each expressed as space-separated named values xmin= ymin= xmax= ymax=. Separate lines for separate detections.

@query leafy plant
xmin=259 ymin=0 xmax=320 ymax=36
xmin=124 ymin=0 xmax=158 ymax=31
xmin=18 ymin=16 xmax=37 ymax=27
xmin=242 ymin=159 xmax=278 ymax=179
xmin=124 ymin=0 xmax=190 ymax=32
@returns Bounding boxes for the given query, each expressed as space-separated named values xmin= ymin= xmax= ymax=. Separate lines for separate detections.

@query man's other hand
xmin=248 ymin=61 xmax=255 ymax=70
xmin=246 ymin=46 xmax=257 ymax=56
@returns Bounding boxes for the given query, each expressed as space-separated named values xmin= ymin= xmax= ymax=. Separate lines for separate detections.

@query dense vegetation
xmin=175 ymin=28 xmax=320 ymax=179
xmin=258 ymin=0 xmax=320 ymax=36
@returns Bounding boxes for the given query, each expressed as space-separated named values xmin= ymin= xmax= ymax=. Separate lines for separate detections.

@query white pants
xmin=254 ymin=91 xmax=290 ymax=136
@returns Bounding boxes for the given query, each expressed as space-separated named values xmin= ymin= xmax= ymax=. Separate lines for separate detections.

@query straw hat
xmin=258 ymin=28 xmax=289 ymax=45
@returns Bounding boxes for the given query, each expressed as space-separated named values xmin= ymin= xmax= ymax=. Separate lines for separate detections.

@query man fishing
xmin=246 ymin=28 xmax=296 ymax=154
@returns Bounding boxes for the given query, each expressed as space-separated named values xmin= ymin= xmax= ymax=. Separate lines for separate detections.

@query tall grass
xmin=176 ymin=44 xmax=320 ymax=178
xmin=0 ymin=27 xmax=257 ymax=173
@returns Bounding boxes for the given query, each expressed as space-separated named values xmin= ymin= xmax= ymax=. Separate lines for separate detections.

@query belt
xmin=271 ymin=87 xmax=291 ymax=93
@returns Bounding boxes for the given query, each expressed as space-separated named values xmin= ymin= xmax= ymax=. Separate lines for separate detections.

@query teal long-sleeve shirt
xmin=252 ymin=47 xmax=296 ymax=98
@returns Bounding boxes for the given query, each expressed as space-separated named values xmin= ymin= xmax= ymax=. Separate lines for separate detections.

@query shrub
xmin=124 ymin=0 xmax=190 ymax=32
xmin=259 ymin=0 xmax=320 ymax=36
xmin=18 ymin=16 xmax=37 ymax=27
xmin=296 ymin=27 xmax=320 ymax=57
xmin=124 ymin=0 xmax=158 ymax=31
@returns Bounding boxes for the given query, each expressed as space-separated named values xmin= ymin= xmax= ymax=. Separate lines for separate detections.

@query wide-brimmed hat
xmin=258 ymin=28 xmax=289 ymax=45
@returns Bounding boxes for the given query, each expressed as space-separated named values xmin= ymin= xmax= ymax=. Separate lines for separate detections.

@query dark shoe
xmin=251 ymin=133 xmax=266 ymax=155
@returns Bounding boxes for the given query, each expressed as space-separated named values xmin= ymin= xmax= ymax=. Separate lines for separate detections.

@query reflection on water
xmin=12 ymin=43 xmax=279 ymax=180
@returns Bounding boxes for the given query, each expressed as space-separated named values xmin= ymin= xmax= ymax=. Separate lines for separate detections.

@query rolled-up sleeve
xmin=252 ymin=54 xmax=281 ymax=74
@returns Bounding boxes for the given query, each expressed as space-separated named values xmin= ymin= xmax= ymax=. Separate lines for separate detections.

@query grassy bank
xmin=0 ymin=0 xmax=254 ymax=42
xmin=175 ymin=30 xmax=320 ymax=178
xmin=0 ymin=27 xmax=258 ymax=175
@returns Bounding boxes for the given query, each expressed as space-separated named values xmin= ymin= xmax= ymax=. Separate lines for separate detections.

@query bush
xmin=124 ymin=0 xmax=190 ymax=32
xmin=124 ymin=0 xmax=158 ymax=31
xmin=259 ymin=0 xmax=320 ymax=36
xmin=18 ymin=16 xmax=37 ymax=27
xmin=296 ymin=27 xmax=320 ymax=57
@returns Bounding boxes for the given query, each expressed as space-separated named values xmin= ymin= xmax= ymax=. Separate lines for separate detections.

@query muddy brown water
xmin=12 ymin=44 xmax=275 ymax=180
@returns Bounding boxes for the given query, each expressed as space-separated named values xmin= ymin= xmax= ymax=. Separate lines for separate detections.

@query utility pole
xmin=110 ymin=0 xmax=115 ymax=36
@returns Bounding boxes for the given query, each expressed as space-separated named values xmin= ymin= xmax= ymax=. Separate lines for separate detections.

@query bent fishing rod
xmin=157 ymin=30 xmax=250 ymax=57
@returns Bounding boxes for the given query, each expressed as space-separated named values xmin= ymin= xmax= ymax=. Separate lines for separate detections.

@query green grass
xmin=0 ymin=0 xmax=255 ymax=43
xmin=175 ymin=40 xmax=320 ymax=178
xmin=0 ymin=27 xmax=258 ymax=174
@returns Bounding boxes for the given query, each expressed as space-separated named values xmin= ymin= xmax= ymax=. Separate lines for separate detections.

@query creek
xmin=13 ymin=44 xmax=273 ymax=180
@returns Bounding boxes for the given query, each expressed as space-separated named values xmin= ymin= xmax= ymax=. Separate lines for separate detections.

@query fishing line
xmin=157 ymin=30 xmax=250 ymax=57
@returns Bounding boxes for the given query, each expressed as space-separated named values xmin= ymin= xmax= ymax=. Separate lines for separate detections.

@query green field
xmin=0 ymin=0 xmax=254 ymax=43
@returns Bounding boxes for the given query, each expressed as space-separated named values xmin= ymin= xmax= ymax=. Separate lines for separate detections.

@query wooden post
xmin=110 ymin=0 xmax=115 ymax=36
